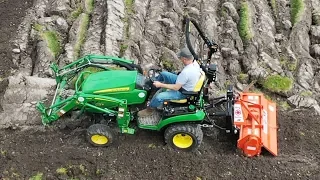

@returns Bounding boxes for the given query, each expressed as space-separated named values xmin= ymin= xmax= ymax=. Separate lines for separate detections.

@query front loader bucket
xmin=234 ymin=92 xmax=278 ymax=157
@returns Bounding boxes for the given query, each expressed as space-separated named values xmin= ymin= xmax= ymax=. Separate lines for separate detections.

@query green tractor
xmin=36 ymin=18 xmax=278 ymax=157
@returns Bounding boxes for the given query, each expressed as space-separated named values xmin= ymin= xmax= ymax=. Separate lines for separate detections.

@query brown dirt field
xmin=0 ymin=0 xmax=33 ymax=78
xmin=0 ymin=1 xmax=320 ymax=180
xmin=0 ymin=109 xmax=320 ymax=179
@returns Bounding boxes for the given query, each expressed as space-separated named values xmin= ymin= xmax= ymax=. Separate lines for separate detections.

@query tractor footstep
xmin=138 ymin=111 xmax=161 ymax=126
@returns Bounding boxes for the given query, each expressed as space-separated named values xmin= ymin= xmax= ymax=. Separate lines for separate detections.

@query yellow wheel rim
xmin=172 ymin=133 xmax=193 ymax=149
xmin=91 ymin=135 xmax=108 ymax=145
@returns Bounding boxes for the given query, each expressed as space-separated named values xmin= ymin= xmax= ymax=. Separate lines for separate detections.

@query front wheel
xmin=86 ymin=124 xmax=116 ymax=147
xmin=164 ymin=124 xmax=203 ymax=152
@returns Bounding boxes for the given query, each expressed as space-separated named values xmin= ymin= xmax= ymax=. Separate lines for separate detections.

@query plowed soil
xmin=0 ymin=1 xmax=320 ymax=180
xmin=0 ymin=0 xmax=33 ymax=78
xmin=0 ymin=110 xmax=319 ymax=179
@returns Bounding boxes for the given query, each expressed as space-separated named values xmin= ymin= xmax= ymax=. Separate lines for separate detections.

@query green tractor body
xmin=36 ymin=54 xmax=205 ymax=135
xmin=81 ymin=70 xmax=148 ymax=108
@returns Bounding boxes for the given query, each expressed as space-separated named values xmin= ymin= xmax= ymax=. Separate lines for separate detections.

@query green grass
xmin=69 ymin=0 xmax=95 ymax=60
xmin=265 ymin=94 xmax=273 ymax=101
xmin=279 ymin=55 xmax=297 ymax=71
xmin=159 ymin=54 xmax=176 ymax=71
xmin=33 ymin=23 xmax=44 ymax=32
xmin=238 ymin=1 xmax=253 ymax=41
xmin=1 ymin=149 xmax=7 ymax=156
xmin=162 ymin=59 xmax=175 ymax=71
xmin=124 ymin=0 xmax=135 ymax=35
xmin=119 ymin=0 xmax=135 ymax=57
xmin=96 ymin=169 xmax=102 ymax=175
xmin=125 ymin=0 xmax=135 ymax=14
xmin=119 ymin=44 xmax=128 ymax=57
xmin=124 ymin=18 xmax=130 ymax=38
xmin=238 ymin=73 xmax=249 ymax=82
xmin=85 ymin=0 xmax=95 ymax=14
xmin=224 ymin=79 xmax=232 ymax=87
xmin=56 ymin=167 xmax=68 ymax=175
xmin=312 ymin=10 xmax=320 ymax=25
xmin=290 ymin=0 xmax=305 ymax=25
xmin=279 ymin=101 xmax=291 ymax=110
xmin=70 ymin=6 xmax=83 ymax=21
xmin=43 ymin=31 xmax=62 ymax=58
xmin=216 ymin=89 xmax=227 ymax=97
xmin=287 ymin=62 xmax=297 ymax=71
xmin=29 ymin=173 xmax=43 ymax=180
xmin=270 ymin=0 xmax=278 ymax=17
xmin=300 ymin=90 xmax=312 ymax=97
xmin=79 ymin=164 xmax=86 ymax=174
xmin=270 ymin=0 xmax=277 ymax=10
xmin=32 ymin=23 xmax=62 ymax=58
xmin=74 ymin=13 xmax=90 ymax=59
xmin=262 ymin=74 xmax=293 ymax=93
xmin=279 ymin=55 xmax=287 ymax=66
xmin=221 ymin=7 xmax=228 ymax=18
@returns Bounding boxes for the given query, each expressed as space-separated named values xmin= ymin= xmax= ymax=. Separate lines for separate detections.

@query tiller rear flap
xmin=234 ymin=92 xmax=278 ymax=157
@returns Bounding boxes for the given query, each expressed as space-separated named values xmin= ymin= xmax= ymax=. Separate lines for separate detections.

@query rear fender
xmin=157 ymin=110 xmax=205 ymax=131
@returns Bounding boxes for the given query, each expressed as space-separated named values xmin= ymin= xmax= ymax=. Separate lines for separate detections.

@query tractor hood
xmin=81 ymin=70 xmax=138 ymax=94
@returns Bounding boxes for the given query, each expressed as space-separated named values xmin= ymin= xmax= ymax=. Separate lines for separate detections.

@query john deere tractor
xmin=36 ymin=18 xmax=278 ymax=157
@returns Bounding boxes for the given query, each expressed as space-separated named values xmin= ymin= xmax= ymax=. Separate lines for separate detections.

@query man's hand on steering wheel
xmin=153 ymin=81 xmax=163 ymax=88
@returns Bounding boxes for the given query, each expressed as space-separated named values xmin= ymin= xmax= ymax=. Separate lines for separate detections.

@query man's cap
xmin=177 ymin=47 xmax=194 ymax=59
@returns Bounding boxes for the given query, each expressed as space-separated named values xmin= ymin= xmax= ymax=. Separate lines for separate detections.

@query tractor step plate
xmin=138 ymin=111 xmax=161 ymax=126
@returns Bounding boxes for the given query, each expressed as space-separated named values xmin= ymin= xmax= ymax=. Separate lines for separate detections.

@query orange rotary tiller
xmin=234 ymin=92 xmax=278 ymax=157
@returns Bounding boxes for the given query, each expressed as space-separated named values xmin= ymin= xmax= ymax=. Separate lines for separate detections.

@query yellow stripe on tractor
xmin=94 ymin=87 xmax=130 ymax=93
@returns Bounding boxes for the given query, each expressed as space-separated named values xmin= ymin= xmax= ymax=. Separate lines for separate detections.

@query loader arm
xmin=51 ymin=54 xmax=143 ymax=84
xmin=36 ymin=93 xmax=133 ymax=133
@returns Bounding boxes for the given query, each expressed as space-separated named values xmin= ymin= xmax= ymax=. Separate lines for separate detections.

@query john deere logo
xmin=138 ymin=92 xmax=145 ymax=98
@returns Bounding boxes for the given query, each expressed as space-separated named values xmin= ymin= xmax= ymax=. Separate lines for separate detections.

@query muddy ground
xmin=0 ymin=0 xmax=34 ymax=78
xmin=0 ymin=109 xmax=319 ymax=179
xmin=0 ymin=1 xmax=320 ymax=180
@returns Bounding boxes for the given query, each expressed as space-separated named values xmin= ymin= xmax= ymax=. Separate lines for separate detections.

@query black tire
xmin=164 ymin=124 xmax=203 ymax=152
xmin=86 ymin=124 xmax=116 ymax=147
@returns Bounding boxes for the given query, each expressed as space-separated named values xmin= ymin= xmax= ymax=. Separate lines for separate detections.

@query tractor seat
xmin=170 ymin=71 xmax=206 ymax=103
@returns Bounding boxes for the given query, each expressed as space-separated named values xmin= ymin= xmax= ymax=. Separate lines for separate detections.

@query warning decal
xmin=263 ymin=110 xmax=268 ymax=134
xmin=234 ymin=104 xmax=244 ymax=122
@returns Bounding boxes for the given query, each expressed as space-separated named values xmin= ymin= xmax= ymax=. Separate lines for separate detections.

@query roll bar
xmin=184 ymin=17 xmax=218 ymax=73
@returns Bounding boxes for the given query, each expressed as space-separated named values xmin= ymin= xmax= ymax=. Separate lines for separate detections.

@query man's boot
xmin=138 ymin=107 xmax=155 ymax=117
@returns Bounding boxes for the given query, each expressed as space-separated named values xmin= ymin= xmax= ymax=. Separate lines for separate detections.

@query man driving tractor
xmin=35 ymin=16 xmax=278 ymax=157
xmin=138 ymin=47 xmax=202 ymax=117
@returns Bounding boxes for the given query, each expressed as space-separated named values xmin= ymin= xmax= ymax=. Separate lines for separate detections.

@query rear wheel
xmin=87 ymin=124 xmax=116 ymax=147
xmin=164 ymin=124 xmax=203 ymax=151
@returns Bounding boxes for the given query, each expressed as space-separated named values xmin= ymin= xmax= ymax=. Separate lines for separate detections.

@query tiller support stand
xmin=234 ymin=92 xmax=278 ymax=157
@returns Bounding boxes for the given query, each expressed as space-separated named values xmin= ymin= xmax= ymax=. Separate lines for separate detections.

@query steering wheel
xmin=147 ymin=69 xmax=159 ymax=83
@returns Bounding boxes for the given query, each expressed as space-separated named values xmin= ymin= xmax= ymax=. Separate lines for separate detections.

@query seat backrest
xmin=193 ymin=71 xmax=206 ymax=92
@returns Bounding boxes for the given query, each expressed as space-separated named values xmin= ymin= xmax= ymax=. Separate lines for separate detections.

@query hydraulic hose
xmin=184 ymin=17 xmax=218 ymax=64
xmin=185 ymin=18 xmax=199 ymax=61
xmin=185 ymin=17 xmax=208 ymax=74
